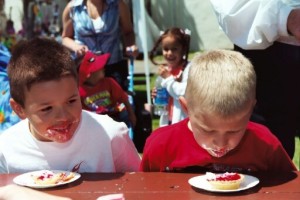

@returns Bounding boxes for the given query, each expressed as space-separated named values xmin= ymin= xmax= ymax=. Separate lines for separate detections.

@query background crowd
xmin=0 ymin=0 xmax=300 ymax=199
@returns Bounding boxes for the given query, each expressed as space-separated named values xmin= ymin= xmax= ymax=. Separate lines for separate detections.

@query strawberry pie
xmin=31 ymin=170 xmax=75 ymax=185
xmin=206 ymin=172 xmax=244 ymax=190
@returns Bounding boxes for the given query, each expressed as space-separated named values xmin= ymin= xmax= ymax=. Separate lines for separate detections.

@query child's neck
xmin=169 ymin=60 xmax=187 ymax=75
xmin=169 ymin=60 xmax=187 ymax=69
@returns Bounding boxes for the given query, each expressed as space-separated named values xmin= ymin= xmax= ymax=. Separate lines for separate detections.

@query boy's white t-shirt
xmin=0 ymin=110 xmax=141 ymax=173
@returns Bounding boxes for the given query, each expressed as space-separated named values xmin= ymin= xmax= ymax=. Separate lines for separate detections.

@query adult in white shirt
xmin=209 ymin=0 xmax=300 ymax=159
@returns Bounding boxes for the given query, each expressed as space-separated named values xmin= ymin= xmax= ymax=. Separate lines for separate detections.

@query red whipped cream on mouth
xmin=200 ymin=144 xmax=232 ymax=157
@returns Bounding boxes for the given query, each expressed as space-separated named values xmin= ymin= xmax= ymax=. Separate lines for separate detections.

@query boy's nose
xmin=55 ymin=108 xmax=71 ymax=120
xmin=213 ymin=137 xmax=228 ymax=149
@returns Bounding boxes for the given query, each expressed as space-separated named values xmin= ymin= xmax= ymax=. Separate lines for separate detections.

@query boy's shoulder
xmin=0 ymin=120 xmax=27 ymax=142
xmin=81 ymin=110 xmax=116 ymax=124
xmin=147 ymin=119 xmax=190 ymax=144
xmin=80 ymin=110 xmax=128 ymax=134
xmin=247 ymin=121 xmax=282 ymax=144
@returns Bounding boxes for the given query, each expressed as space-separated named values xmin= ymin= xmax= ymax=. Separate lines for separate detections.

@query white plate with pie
xmin=188 ymin=174 xmax=259 ymax=193
xmin=13 ymin=170 xmax=81 ymax=189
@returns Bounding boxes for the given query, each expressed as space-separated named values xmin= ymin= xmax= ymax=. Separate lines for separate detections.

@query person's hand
xmin=0 ymin=184 xmax=71 ymax=200
xmin=73 ymin=44 xmax=89 ymax=58
xmin=158 ymin=65 xmax=171 ymax=79
xmin=151 ymin=87 xmax=157 ymax=100
xmin=125 ymin=45 xmax=139 ymax=58
xmin=287 ymin=8 xmax=300 ymax=41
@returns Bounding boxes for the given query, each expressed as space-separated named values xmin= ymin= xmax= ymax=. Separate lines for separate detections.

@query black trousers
xmin=235 ymin=42 xmax=300 ymax=159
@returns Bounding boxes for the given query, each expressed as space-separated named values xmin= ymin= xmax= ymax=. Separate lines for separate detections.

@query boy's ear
xmin=10 ymin=99 xmax=27 ymax=119
xmin=179 ymin=96 xmax=188 ymax=116
xmin=253 ymin=99 xmax=257 ymax=107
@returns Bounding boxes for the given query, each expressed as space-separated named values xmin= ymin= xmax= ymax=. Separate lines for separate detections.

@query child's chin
xmin=53 ymin=137 xmax=72 ymax=143
xmin=207 ymin=149 xmax=230 ymax=158
xmin=51 ymin=133 xmax=74 ymax=143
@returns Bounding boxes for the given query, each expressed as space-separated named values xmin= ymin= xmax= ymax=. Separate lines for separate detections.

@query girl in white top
xmin=150 ymin=27 xmax=191 ymax=126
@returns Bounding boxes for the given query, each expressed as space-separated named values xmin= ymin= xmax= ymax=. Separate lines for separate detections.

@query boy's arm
xmin=111 ymin=123 xmax=141 ymax=172
xmin=0 ymin=184 xmax=72 ymax=200
xmin=268 ymin=145 xmax=297 ymax=172
xmin=139 ymin=152 xmax=150 ymax=172
xmin=139 ymin=131 xmax=164 ymax=172
xmin=0 ymin=150 xmax=8 ymax=173
xmin=123 ymin=99 xmax=136 ymax=128
xmin=108 ymin=77 xmax=137 ymax=127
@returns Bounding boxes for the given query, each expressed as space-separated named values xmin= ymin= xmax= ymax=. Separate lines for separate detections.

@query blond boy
xmin=140 ymin=49 xmax=296 ymax=173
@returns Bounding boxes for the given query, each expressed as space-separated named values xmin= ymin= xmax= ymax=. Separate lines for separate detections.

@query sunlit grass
xmin=293 ymin=137 xmax=300 ymax=170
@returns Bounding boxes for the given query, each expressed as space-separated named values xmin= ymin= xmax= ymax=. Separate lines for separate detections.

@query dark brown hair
xmin=149 ymin=27 xmax=191 ymax=65
xmin=7 ymin=37 xmax=77 ymax=107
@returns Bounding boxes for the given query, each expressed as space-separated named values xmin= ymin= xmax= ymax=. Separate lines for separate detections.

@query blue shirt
xmin=70 ymin=0 xmax=122 ymax=64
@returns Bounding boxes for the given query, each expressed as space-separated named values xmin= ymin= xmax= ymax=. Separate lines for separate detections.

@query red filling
xmin=215 ymin=173 xmax=240 ymax=181
xmin=37 ymin=173 xmax=53 ymax=180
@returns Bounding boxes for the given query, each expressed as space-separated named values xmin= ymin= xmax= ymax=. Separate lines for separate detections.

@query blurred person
xmin=0 ymin=0 xmax=6 ymax=36
xmin=26 ymin=0 xmax=61 ymax=38
xmin=150 ymin=27 xmax=191 ymax=126
xmin=0 ymin=184 xmax=71 ymax=200
xmin=0 ymin=43 xmax=20 ymax=133
xmin=209 ymin=0 xmax=300 ymax=159
xmin=79 ymin=50 xmax=136 ymax=129
xmin=61 ymin=0 xmax=138 ymax=91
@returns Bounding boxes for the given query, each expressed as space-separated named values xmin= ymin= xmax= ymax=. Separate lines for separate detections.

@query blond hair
xmin=185 ymin=49 xmax=256 ymax=117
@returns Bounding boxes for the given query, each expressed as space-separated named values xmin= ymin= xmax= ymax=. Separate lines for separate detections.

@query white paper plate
xmin=188 ymin=174 xmax=259 ymax=193
xmin=13 ymin=170 xmax=81 ymax=189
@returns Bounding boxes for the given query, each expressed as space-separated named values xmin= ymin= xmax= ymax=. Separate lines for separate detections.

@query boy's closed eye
xmin=68 ymin=98 xmax=78 ymax=105
xmin=226 ymin=130 xmax=242 ymax=135
xmin=199 ymin=127 xmax=242 ymax=136
xmin=41 ymin=106 xmax=52 ymax=113
xmin=199 ymin=127 xmax=215 ymax=135
xmin=39 ymin=98 xmax=78 ymax=113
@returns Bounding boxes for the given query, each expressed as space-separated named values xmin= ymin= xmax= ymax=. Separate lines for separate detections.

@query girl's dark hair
xmin=149 ymin=27 xmax=191 ymax=65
